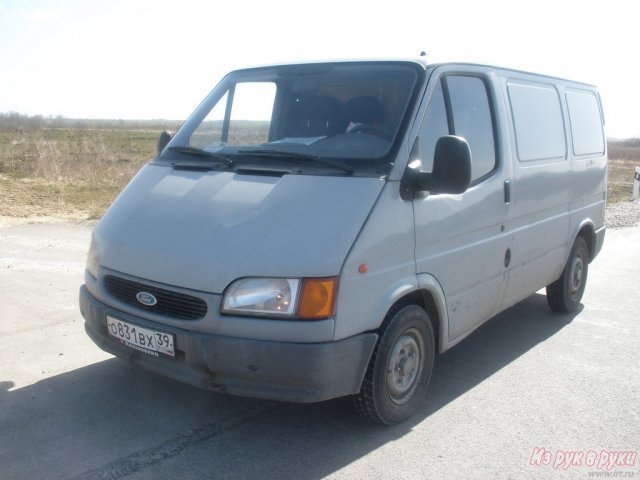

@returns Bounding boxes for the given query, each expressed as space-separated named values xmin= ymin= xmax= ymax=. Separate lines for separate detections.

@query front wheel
xmin=353 ymin=304 xmax=435 ymax=424
xmin=547 ymin=236 xmax=590 ymax=313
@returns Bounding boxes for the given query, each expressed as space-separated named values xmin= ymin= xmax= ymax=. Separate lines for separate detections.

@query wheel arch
xmin=379 ymin=274 xmax=449 ymax=354
xmin=574 ymin=220 xmax=597 ymax=263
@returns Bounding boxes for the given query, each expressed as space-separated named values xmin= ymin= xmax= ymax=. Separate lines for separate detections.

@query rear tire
xmin=547 ymin=236 xmax=589 ymax=313
xmin=353 ymin=304 xmax=435 ymax=425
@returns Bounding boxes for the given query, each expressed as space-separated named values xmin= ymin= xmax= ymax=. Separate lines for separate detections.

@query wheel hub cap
xmin=570 ymin=256 xmax=584 ymax=295
xmin=387 ymin=333 xmax=421 ymax=403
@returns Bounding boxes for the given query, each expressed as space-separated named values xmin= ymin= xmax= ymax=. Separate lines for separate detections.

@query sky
xmin=0 ymin=0 xmax=638 ymax=138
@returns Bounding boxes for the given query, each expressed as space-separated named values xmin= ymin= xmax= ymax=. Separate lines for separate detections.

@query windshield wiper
xmin=238 ymin=148 xmax=354 ymax=174
xmin=168 ymin=146 xmax=234 ymax=168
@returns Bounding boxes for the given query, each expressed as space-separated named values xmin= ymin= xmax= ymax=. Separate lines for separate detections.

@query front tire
xmin=354 ymin=304 xmax=435 ymax=424
xmin=547 ymin=236 xmax=589 ymax=313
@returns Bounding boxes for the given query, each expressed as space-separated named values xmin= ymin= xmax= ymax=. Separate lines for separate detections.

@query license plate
xmin=106 ymin=316 xmax=175 ymax=358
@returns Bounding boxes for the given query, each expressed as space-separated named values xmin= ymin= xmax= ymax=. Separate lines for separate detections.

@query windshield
xmin=162 ymin=62 xmax=422 ymax=176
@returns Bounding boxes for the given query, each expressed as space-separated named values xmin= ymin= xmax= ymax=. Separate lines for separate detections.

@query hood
xmin=93 ymin=165 xmax=384 ymax=293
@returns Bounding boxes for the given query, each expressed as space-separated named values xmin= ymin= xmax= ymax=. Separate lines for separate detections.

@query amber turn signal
xmin=297 ymin=277 xmax=338 ymax=319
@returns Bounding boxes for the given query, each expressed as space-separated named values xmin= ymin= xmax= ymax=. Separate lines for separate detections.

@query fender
xmin=570 ymin=218 xmax=600 ymax=262
xmin=416 ymin=273 xmax=450 ymax=353
xmin=366 ymin=275 xmax=420 ymax=331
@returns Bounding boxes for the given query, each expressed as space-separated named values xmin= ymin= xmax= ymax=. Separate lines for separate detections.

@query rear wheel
xmin=354 ymin=304 xmax=435 ymax=424
xmin=547 ymin=236 xmax=589 ymax=313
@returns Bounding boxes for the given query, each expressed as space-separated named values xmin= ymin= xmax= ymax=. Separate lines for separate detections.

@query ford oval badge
xmin=136 ymin=291 xmax=158 ymax=306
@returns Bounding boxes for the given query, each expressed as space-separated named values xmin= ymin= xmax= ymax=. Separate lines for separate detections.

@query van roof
xmin=426 ymin=62 xmax=598 ymax=88
xmin=232 ymin=58 xmax=597 ymax=88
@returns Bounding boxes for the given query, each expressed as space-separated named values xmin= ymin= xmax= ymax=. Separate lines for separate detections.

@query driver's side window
xmin=418 ymin=75 xmax=497 ymax=182
xmin=190 ymin=82 xmax=276 ymax=148
xmin=419 ymin=81 xmax=449 ymax=173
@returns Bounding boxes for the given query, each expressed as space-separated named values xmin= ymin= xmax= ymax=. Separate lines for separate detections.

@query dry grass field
xmin=1 ymin=115 xmax=639 ymax=220
xmin=0 ymin=118 xmax=180 ymax=219
xmin=607 ymin=138 xmax=640 ymax=203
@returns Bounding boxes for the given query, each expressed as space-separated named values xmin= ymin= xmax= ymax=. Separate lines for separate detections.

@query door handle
xmin=504 ymin=180 xmax=511 ymax=204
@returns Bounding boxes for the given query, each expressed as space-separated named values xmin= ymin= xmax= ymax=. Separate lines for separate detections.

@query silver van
xmin=80 ymin=60 xmax=606 ymax=424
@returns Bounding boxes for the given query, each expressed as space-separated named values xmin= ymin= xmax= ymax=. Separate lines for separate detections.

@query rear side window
xmin=566 ymin=89 xmax=604 ymax=156
xmin=507 ymin=82 xmax=566 ymax=162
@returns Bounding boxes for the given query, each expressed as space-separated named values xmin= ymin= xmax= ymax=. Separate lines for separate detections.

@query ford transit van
xmin=80 ymin=60 xmax=606 ymax=424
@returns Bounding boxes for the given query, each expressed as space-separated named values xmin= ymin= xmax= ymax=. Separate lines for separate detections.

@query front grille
xmin=104 ymin=275 xmax=208 ymax=320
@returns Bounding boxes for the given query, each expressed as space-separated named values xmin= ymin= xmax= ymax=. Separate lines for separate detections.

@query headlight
xmin=86 ymin=238 xmax=100 ymax=279
xmin=222 ymin=277 xmax=338 ymax=319
xmin=222 ymin=278 xmax=300 ymax=317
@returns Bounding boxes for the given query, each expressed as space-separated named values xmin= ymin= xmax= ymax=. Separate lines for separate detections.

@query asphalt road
xmin=1 ymin=220 xmax=638 ymax=480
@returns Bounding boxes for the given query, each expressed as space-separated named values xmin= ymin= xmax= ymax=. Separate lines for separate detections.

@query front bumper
xmin=80 ymin=285 xmax=377 ymax=403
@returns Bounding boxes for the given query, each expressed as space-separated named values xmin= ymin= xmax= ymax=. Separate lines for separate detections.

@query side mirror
xmin=413 ymin=135 xmax=472 ymax=195
xmin=157 ymin=130 xmax=173 ymax=155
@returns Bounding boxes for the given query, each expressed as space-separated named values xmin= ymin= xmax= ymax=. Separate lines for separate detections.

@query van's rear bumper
xmin=80 ymin=285 xmax=377 ymax=403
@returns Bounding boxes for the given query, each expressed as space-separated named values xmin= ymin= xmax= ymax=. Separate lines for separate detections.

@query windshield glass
xmin=163 ymin=62 xmax=422 ymax=175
